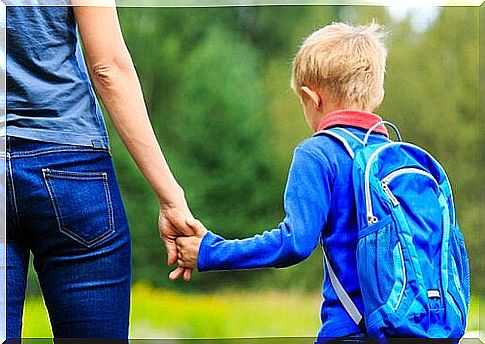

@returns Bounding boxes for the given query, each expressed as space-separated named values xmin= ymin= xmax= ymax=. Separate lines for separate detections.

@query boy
xmin=173 ymin=22 xmax=389 ymax=341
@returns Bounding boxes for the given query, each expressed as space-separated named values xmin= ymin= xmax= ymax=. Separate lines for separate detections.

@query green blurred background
xmin=22 ymin=4 xmax=482 ymax=339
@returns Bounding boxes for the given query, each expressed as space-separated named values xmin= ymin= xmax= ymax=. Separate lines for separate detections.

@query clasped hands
xmin=158 ymin=206 xmax=208 ymax=282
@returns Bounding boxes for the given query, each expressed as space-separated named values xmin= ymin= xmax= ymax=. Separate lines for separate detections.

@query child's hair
xmin=291 ymin=22 xmax=388 ymax=112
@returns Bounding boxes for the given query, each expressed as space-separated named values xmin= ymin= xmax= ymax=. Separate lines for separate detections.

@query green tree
xmin=167 ymin=25 xmax=282 ymax=287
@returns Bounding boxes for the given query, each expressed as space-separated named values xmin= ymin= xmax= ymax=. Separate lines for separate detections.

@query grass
xmin=23 ymin=282 xmax=321 ymax=338
xmin=22 ymin=282 xmax=482 ymax=339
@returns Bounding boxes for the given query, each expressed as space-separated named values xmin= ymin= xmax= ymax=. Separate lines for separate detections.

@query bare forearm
xmin=73 ymin=4 xmax=194 ymax=280
xmin=73 ymin=6 xmax=184 ymax=207
xmin=92 ymin=61 xmax=184 ymax=207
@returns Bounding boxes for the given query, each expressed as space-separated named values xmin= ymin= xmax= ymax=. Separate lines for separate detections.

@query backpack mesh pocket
xmin=445 ymin=226 xmax=470 ymax=332
xmin=357 ymin=214 xmax=401 ymax=316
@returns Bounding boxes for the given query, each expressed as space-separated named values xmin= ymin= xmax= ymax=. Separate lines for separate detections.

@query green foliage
xmin=172 ymin=25 xmax=276 ymax=236
xmin=167 ymin=25 xmax=284 ymax=287
xmin=101 ymin=6 xmax=482 ymax=295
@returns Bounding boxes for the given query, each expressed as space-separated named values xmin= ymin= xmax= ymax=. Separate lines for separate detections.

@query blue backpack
xmin=317 ymin=121 xmax=470 ymax=339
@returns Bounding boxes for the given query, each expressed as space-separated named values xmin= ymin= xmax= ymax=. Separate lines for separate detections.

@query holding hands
xmin=175 ymin=218 xmax=208 ymax=269
xmin=161 ymin=208 xmax=208 ymax=281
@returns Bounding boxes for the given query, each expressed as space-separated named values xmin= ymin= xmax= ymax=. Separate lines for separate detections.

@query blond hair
xmin=291 ymin=22 xmax=388 ymax=112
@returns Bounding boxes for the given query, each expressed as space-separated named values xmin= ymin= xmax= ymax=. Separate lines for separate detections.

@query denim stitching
xmin=42 ymin=168 xmax=66 ymax=239
xmin=8 ymin=156 xmax=22 ymax=229
xmin=43 ymin=168 xmax=108 ymax=180
xmin=47 ymin=171 xmax=115 ymax=248
xmin=90 ymin=171 xmax=115 ymax=247
xmin=102 ymin=173 xmax=115 ymax=240
xmin=9 ymin=147 xmax=110 ymax=159
xmin=42 ymin=168 xmax=115 ymax=248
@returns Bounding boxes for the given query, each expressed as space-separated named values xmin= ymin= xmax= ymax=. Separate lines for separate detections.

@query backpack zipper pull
xmin=381 ymin=181 xmax=400 ymax=206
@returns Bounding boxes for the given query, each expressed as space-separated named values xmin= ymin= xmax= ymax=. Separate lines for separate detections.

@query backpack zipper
xmin=364 ymin=143 xmax=393 ymax=224
xmin=382 ymin=168 xmax=439 ymax=187
xmin=393 ymin=241 xmax=407 ymax=311
xmin=364 ymin=142 xmax=451 ymax=225
xmin=381 ymin=168 xmax=440 ymax=207
xmin=381 ymin=181 xmax=400 ymax=207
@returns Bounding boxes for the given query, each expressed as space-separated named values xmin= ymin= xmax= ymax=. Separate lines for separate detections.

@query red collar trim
xmin=317 ymin=110 xmax=389 ymax=137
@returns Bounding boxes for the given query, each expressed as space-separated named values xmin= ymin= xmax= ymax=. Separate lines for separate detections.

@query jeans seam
xmin=102 ymin=173 xmax=115 ymax=238
xmin=8 ymin=157 xmax=22 ymax=229
xmin=43 ymin=168 xmax=108 ymax=180
xmin=42 ymin=168 xmax=65 ymax=240
xmin=7 ymin=147 xmax=110 ymax=159
xmin=42 ymin=168 xmax=115 ymax=248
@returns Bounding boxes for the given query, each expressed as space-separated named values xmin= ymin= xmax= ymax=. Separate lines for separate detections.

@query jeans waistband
xmin=5 ymin=136 xmax=110 ymax=158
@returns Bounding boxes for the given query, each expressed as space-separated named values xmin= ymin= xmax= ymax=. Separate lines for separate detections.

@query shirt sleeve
xmin=198 ymin=146 xmax=334 ymax=272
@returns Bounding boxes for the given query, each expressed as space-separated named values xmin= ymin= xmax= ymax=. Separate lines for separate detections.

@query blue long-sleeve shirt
xmin=199 ymin=145 xmax=331 ymax=270
xmin=198 ymin=111 xmax=389 ymax=339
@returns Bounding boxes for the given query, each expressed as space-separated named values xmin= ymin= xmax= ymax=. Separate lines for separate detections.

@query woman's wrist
xmin=158 ymin=185 xmax=188 ymax=211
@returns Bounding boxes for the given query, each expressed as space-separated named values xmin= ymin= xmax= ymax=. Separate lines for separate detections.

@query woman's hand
xmin=159 ymin=204 xmax=196 ymax=281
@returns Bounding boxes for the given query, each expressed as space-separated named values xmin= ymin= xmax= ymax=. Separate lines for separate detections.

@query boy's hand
xmin=175 ymin=236 xmax=203 ymax=269
xmin=171 ymin=217 xmax=208 ymax=272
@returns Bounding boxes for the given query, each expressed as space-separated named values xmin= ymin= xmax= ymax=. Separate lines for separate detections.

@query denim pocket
xmin=42 ymin=168 xmax=115 ymax=248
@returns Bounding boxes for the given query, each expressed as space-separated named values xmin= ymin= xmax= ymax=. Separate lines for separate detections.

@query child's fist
xmin=176 ymin=236 xmax=203 ymax=269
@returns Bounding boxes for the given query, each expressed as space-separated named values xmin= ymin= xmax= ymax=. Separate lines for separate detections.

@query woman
xmin=7 ymin=2 xmax=190 ymax=338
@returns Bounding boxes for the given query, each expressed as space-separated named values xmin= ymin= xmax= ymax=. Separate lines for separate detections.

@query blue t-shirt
xmin=6 ymin=4 xmax=109 ymax=149
xmin=198 ymin=125 xmax=389 ymax=339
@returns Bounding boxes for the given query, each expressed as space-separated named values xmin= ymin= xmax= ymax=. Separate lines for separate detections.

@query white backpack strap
xmin=363 ymin=120 xmax=402 ymax=146
xmin=322 ymin=246 xmax=365 ymax=331
xmin=314 ymin=128 xmax=364 ymax=159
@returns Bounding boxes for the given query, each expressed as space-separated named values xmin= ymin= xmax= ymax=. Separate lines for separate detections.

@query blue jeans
xmin=6 ymin=137 xmax=131 ymax=339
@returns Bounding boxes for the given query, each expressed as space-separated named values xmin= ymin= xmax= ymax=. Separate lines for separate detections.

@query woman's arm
xmin=73 ymin=4 xmax=192 ymax=280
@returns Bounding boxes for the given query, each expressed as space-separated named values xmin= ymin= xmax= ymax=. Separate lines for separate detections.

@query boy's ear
xmin=300 ymin=85 xmax=322 ymax=109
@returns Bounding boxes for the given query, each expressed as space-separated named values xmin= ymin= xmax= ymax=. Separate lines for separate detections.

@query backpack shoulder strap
xmin=313 ymin=127 xmax=365 ymax=159
xmin=316 ymin=127 xmax=366 ymax=331
xmin=322 ymin=246 xmax=366 ymax=332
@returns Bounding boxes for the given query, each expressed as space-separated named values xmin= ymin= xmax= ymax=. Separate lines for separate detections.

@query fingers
xmin=165 ymin=241 xmax=178 ymax=266
xmin=185 ymin=218 xmax=208 ymax=237
xmin=176 ymin=241 xmax=186 ymax=267
xmin=169 ymin=266 xmax=185 ymax=281
xmin=183 ymin=268 xmax=193 ymax=282
xmin=177 ymin=258 xmax=191 ymax=268
xmin=177 ymin=250 xmax=185 ymax=265
xmin=168 ymin=266 xmax=193 ymax=282
xmin=158 ymin=213 xmax=179 ymax=265
xmin=175 ymin=236 xmax=198 ymax=252
xmin=176 ymin=247 xmax=187 ymax=268
xmin=159 ymin=209 xmax=194 ymax=265
xmin=165 ymin=208 xmax=196 ymax=236
xmin=175 ymin=236 xmax=189 ymax=247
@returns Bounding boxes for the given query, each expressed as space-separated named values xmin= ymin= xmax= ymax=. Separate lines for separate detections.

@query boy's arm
xmin=195 ymin=146 xmax=333 ymax=271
